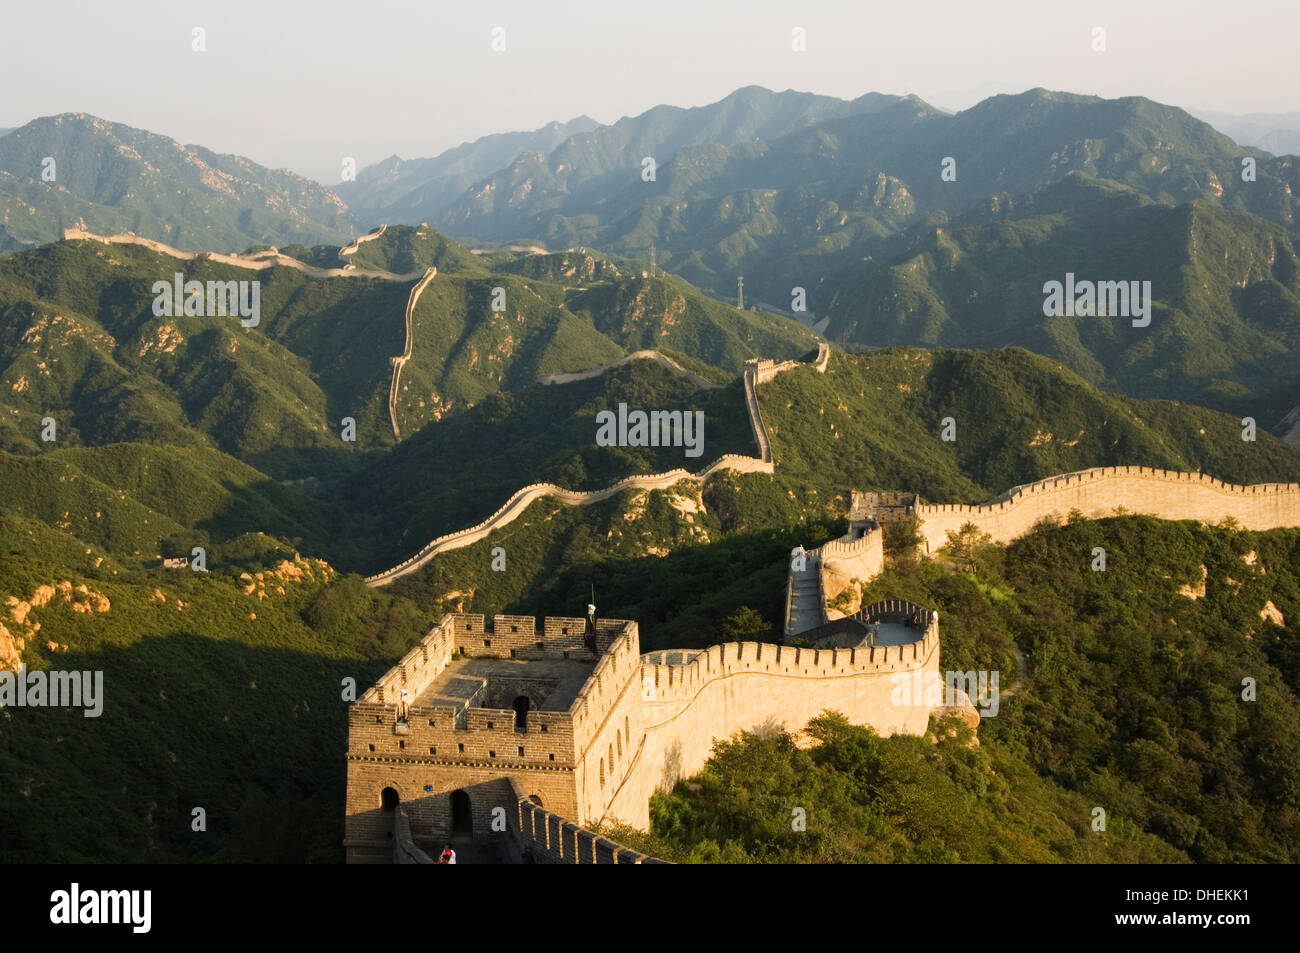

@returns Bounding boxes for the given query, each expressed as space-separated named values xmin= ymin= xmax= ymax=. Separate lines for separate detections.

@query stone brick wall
xmin=916 ymin=466 xmax=1300 ymax=552
xmin=604 ymin=630 xmax=940 ymax=829
xmin=348 ymin=609 xmax=945 ymax=857
xmin=515 ymin=799 xmax=657 ymax=864
xmin=818 ymin=527 xmax=884 ymax=596
xmin=361 ymin=617 xmax=456 ymax=706
xmin=569 ymin=625 xmax=648 ymax=825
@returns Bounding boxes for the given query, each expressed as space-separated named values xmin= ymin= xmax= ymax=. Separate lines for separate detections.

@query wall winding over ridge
xmin=339 ymin=223 xmax=386 ymax=260
xmin=365 ymin=454 xmax=774 ymax=585
xmin=64 ymin=226 xmax=423 ymax=280
xmin=537 ymin=350 xmax=720 ymax=389
xmin=916 ymin=466 xmax=1300 ymax=552
xmin=388 ymin=266 xmax=438 ymax=438
xmin=364 ymin=350 xmax=808 ymax=585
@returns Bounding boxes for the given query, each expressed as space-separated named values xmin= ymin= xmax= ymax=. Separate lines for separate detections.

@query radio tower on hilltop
xmin=737 ymin=276 xmax=744 ymax=310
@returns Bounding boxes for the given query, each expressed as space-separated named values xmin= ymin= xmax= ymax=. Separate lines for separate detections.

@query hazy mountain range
xmin=3 ymin=86 xmax=1299 ymax=432
xmin=1192 ymin=109 xmax=1300 ymax=159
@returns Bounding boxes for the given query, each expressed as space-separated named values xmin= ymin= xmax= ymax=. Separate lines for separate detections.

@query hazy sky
xmin=3 ymin=0 xmax=1297 ymax=183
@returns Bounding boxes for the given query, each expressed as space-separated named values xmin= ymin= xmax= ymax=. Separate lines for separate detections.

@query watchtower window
xmin=510 ymin=625 xmax=518 ymax=633
xmin=540 ymin=724 xmax=548 ymax=733
xmin=399 ymin=740 xmax=405 ymax=749
xmin=489 ymin=750 xmax=496 ymax=758
xmin=375 ymin=716 xmax=383 ymax=724
xmin=458 ymin=743 xmax=465 ymax=753
xmin=428 ymin=719 xmax=436 ymax=727
xmin=549 ymin=754 xmax=555 ymax=761
xmin=536 ymin=641 xmax=544 ymax=650
xmin=487 ymin=721 xmax=494 ymax=730
xmin=513 ymin=695 xmax=530 ymax=731
xmin=518 ymin=746 xmax=525 ymax=757
xmin=600 ymin=758 xmax=605 ymax=787
xmin=561 ymin=626 xmax=569 ymax=635
xmin=368 ymin=744 xmax=375 ymax=752
xmin=429 ymin=746 xmax=437 ymax=755
xmin=483 ymin=639 xmax=491 ymax=647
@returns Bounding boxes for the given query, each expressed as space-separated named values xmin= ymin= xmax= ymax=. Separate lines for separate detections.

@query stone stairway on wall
xmin=785 ymin=553 xmax=824 ymax=639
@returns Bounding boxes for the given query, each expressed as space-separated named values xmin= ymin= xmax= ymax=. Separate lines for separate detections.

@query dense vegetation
xmin=763 ymin=348 xmax=1300 ymax=505
xmin=602 ymin=518 xmax=1300 ymax=863
xmin=0 ymin=235 xmax=815 ymax=469
xmin=0 ymin=512 xmax=433 ymax=863
xmin=823 ymin=175 xmax=1300 ymax=421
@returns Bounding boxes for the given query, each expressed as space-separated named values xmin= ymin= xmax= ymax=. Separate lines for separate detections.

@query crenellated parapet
xmin=915 ymin=465 xmax=1300 ymax=552
xmin=347 ymin=602 xmax=945 ymax=857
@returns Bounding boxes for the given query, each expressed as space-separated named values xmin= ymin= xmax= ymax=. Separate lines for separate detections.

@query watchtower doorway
xmin=380 ymin=787 xmax=399 ymax=810
xmin=513 ymin=695 xmax=530 ymax=731
xmin=450 ymin=789 xmax=472 ymax=834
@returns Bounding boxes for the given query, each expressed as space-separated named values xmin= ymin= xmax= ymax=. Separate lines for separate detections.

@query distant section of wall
xmin=389 ymin=266 xmax=438 ymax=438
xmin=64 ymin=226 xmax=422 ymax=280
xmin=538 ymin=350 xmax=719 ymax=389
xmin=368 ymin=346 xmax=835 ymax=585
xmin=916 ymin=466 xmax=1300 ymax=552
xmin=339 ymin=223 xmax=386 ymax=260
xmin=365 ymin=455 xmax=773 ymax=585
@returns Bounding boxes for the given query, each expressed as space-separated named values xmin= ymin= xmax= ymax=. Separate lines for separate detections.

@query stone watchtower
xmin=344 ymin=612 xmax=646 ymax=863
xmin=347 ymin=597 xmax=961 ymax=863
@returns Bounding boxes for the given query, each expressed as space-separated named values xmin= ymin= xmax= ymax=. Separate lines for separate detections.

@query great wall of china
xmin=348 ymin=333 xmax=1299 ymax=862
xmin=388 ymin=266 xmax=438 ymax=439
xmin=63 ymin=226 xmax=424 ymax=281
xmin=913 ymin=467 xmax=1300 ymax=551
xmin=361 ymin=350 xmax=818 ymax=585
xmin=346 ymin=600 xmax=948 ymax=863
xmin=536 ymin=349 xmax=720 ymax=389
xmin=105 ymin=224 xmax=1290 ymax=862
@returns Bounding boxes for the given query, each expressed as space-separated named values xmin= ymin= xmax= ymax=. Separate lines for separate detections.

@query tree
xmin=718 ymin=606 xmax=770 ymax=642
xmin=945 ymin=521 xmax=993 ymax=571
xmin=884 ymin=516 xmax=923 ymax=568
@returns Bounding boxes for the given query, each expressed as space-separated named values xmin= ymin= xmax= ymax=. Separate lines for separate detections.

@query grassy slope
xmin=762 ymin=347 xmax=1300 ymax=505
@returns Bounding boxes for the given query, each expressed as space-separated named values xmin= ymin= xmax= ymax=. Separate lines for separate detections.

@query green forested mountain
xmin=434 ymin=86 xmax=901 ymax=240
xmin=761 ymin=347 xmax=1300 ymax=504
xmin=333 ymin=116 xmax=601 ymax=224
xmin=0 ymin=113 xmax=358 ymax=253
xmin=0 ymin=232 xmax=817 ymax=468
xmin=339 ymin=223 xmax=488 ymax=275
xmin=434 ymin=89 xmax=1298 ymax=285
xmin=820 ymin=175 xmax=1300 ymax=422
xmin=424 ymin=88 xmax=1300 ymax=423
